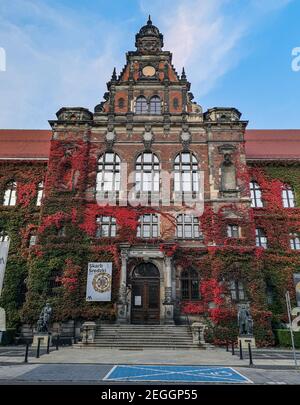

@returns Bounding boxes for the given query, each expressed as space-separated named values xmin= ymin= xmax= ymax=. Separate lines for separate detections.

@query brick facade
xmin=0 ymin=19 xmax=299 ymax=344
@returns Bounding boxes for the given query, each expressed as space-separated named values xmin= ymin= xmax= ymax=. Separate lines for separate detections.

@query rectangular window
xmin=96 ymin=216 xmax=116 ymax=238
xmin=29 ymin=235 xmax=37 ymax=246
xmin=250 ymin=181 xmax=263 ymax=208
xmin=256 ymin=228 xmax=267 ymax=248
xmin=227 ymin=225 xmax=239 ymax=238
xmin=3 ymin=189 xmax=16 ymax=206
xmin=176 ymin=215 xmax=201 ymax=239
xmin=137 ymin=214 xmax=159 ymax=238
xmin=290 ymin=233 xmax=300 ymax=250
xmin=229 ymin=280 xmax=245 ymax=302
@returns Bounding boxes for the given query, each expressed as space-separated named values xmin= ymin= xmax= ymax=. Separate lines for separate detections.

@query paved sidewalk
xmin=1 ymin=345 xmax=300 ymax=368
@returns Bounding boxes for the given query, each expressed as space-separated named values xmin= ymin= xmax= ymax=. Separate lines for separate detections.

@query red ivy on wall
xmin=56 ymin=258 xmax=81 ymax=292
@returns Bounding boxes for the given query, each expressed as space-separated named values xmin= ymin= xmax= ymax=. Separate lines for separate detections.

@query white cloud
xmin=0 ymin=0 xmax=294 ymax=128
xmin=0 ymin=0 xmax=125 ymax=128
xmin=140 ymin=0 xmax=294 ymax=98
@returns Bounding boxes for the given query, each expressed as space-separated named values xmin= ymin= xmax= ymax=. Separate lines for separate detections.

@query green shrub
xmin=274 ymin=329 xmax=300 ymax=348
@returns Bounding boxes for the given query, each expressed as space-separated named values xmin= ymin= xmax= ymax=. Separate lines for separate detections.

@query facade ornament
xmin=105 ymin=130 xmax=116 ymax=150
xmin=111 ymin=67 xmax=117 ymax=82
xmin=218 ymin=144 xmax=236 ymax=155
xmin=143 ymin=130 xmax=154 ymax=150
xmin=180 ymin=129 xmax=191 ymax=150
xmin=135 ymin=16 xmax=164 ymax=54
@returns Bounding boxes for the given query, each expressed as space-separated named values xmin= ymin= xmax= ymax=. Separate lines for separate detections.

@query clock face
xmin=142 ymin=65 xmax=156 ymax=77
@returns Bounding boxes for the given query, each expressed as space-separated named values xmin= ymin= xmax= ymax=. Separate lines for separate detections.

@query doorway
xmin=131 ymin=262 xmax=160 ymax=324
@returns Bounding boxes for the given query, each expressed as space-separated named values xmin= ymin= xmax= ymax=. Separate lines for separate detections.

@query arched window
xmin=137 ymin=214 xmax=159 ymax=238
xmin=181 ymin=268 xmax=200 ymax=300
xmin=174 ymin=152 xmax=199 ymax=192
xmin=149 ymin=96 xmax=161 ymax=114
xmin=282 ymin=184 xmax=295 ymax=208
xmin=290 ymin=233 xmax=300 ymax=250
xmin=135 ymin=152 xmax=160 ymax=192
xmin=250 ymin=181 xmax=263 ymax=207
xmin=0 ymin=230 xmax=9 ymax=242
xmin=96 ymin=152 xmax=121 ymax=192
xmin=3 ymin=181 xmax=17 ymax=206
xmin=256 ymin=227 xmax=267 ymax=248
xmin=36 ymin=181 xmax=44 ymax=206
xmin=133 ymin=262 xmax=160 ymax=279
xmin=135 ymin=96 xmax=148 ymax=114
xmin=176 ymin=214 xmax=201 ymax=239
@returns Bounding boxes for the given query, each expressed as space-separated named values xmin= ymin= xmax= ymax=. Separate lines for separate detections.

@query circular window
xmin=142 ymin=66 xmax=156 ymax=77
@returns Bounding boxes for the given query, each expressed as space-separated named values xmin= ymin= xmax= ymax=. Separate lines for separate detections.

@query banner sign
xmin=0 ymin=241 xmax=10 ymax=297
xmin=293 ymin=273 xmax=300 ymax=307
xmin=86 ymin=262 xmax=112 ymax=302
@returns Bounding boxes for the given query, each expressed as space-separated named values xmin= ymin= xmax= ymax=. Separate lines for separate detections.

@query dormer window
xmin=135 ymin=96 xmax=161 ymax=115
xmin=149 ymin=96 xmax=161 ymax=114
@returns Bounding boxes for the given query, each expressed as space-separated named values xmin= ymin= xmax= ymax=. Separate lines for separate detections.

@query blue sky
xmin=0 ymin=0 xmax=299 ymax=129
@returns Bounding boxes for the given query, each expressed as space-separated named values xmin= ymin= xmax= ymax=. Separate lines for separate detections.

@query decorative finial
xmin=111 ymin=67 xmax=117 ymax=81
xmin=147 ymin=15 xmax=152 ymax=25
xmin=181 ymin=67 xmax=186 ymax=80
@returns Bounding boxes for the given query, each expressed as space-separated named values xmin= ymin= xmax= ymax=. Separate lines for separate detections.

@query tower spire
xmin=181 ymin=67 xmax=187 ymax=80
xmin=147 ymin=15 xmax=152 ymax=25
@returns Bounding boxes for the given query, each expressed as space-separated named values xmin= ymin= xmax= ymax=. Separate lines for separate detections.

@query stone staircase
xmin=77 ymin=324 xmax=202 ymax=350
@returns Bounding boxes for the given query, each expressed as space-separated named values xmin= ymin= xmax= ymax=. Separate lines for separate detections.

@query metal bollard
xmin=248 ymin=342 xmax=253 ymax=366
xmin=239 ymin=340 xmax=243 ymax=360
xmin=46 ymin=335 xmax=50 ymax=354
xmin=36 ymin=337 xmax=42 ymax=358
xmin=24 ymin=342 xmax=29 ymax=363
xmin=226 ymin=341 xmax=229 ymax=352
xmin=231 ymin=341 xmax=235 ymax=355
xmin=56 ymin=335 xmax=59 ymax=351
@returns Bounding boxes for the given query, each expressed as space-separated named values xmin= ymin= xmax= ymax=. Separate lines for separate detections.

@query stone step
xmin=83 ymin=324 xmax=196 ymax=350
xmin=95 ymin=332 xmax=191 ymax=336
xmin=75 ymin=344 xmax=201 ymax=349
xmin=95 ymin=338 xmax=191 ymax=344
xmin=95 ymin=335 xmax=192 ymax=339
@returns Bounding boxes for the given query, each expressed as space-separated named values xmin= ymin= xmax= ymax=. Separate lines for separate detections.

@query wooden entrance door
xmin=131 ymin=263 xmax=160 ymax=324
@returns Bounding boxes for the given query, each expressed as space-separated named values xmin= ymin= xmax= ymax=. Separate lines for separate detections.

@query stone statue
xmin=238 ymin=305 xmax=253 ymax=336
xmin=37 ymin=303 xmax=52 ymax=333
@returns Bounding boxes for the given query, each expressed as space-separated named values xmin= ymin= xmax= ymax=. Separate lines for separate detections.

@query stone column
xmin=163 ymin=256 xmax=174 ymax=324
xmin=117 ymin=249 xmax=129 ymax=324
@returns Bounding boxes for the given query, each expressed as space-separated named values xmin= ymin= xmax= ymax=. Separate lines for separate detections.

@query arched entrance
xmin=131 ymin=262 xmax=160 ymax=324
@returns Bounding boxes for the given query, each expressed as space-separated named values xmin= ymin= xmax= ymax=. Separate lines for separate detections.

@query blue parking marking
xmin=103 ymin=365 xmax=252 ymax=383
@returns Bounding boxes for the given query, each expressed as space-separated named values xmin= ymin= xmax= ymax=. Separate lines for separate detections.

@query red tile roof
xmin=0 ymin=130 xmax=52 ymax=160
xmin=245 ymin=130 xmax=300 ymax=160
xmin=0 ymin=129 xmax=300 ymax=161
